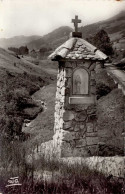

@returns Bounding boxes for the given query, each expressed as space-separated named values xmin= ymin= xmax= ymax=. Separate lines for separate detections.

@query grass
xmin=0 ymin=155 xmax=124 ymax=194
xmin=0 ymin=48 xmax=57 ymax=141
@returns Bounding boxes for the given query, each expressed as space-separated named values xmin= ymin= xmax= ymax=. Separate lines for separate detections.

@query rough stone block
xmin=63 ymin=111 xmax=75 ymax=121
xmin=86 ymin=123 xmax=94 ymax=132
xmin=89 ymin=63 xmax=96 ymax=71
xmin=65 ymin=62 xmax=72 ymax=68
xmin=65 ymin=78 xmax=71 ymax=88
xmin=65 ymin=88 xmax=70 ymax=96
xmin=91 ymin=70 xmax=95 ymax=78
xmin=75 ymin=111 xmax=87 ymax=121
xmin=75 ymin=104 xmax=89 ymax=111
xmin=90 ymin=86 xmax=96 ymax=95
xmin=75 ymin=132 xmax=84 ymax=139
xmin=74 ymin=123 xmax=80 ymax=132
xmin=71 ymin=62 xmax=77 ymax=68
xmin=72 ymin=147 xmax=90 ymax=157
xmin=61 ymin=141 xmax=73 ymax=157
xmin=80 ymin=123 xmax=85 ymax=130
xmin=87 ymin=105 xmax=96 ymax=114
xmin=60 ymin=79 xmax=66 ymax=88
xmin=98 ymin=130 xmax=111 ymax=137
xmin=90 ymin=79 xmax=96 ymax=86
xmin=86 ymin=132 xmax=98 ymax=137
xmin=82 ymin=61 xmax=91 ymax=69
xmin=63 ymin=121 xmax=72 ymax=130
xmin=61 ymin=87 xmax=65 ymax=96
xmin=65 ymin=68 xmax=72 ymax=78
xmin=86 ymin=136 xmax=98 ymax=145
xmin=75 ymin=138 xmax=86 ymax=147
xmin=87 ymin=145 xmax=98 ymax=155
xmin=62 ymin=131 xmax=75 ymax=141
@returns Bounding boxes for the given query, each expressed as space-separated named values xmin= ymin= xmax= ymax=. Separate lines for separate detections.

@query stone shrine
xmin=49 ymin=16 xmax=108 ymax=157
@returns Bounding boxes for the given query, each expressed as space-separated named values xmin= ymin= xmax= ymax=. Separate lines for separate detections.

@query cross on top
xmin=72 ymin=15 xmax=81 ymax=32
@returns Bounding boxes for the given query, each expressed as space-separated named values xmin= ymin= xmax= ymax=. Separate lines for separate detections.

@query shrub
xmin=96 ymin=83 xmax=111 ymax=99
xmin=87 ymin=30 xmax=114 ymax=55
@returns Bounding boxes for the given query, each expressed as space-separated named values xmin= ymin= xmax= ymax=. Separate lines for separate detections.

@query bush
xmin=96 ymin=83 xmax=111 ymax=99
xmin=87 ymin=30 xmax=114 ymax=55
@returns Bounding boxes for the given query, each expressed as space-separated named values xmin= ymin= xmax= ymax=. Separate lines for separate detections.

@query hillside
xmin=27 ymin=11 xmax=125 ymax=51
xmin=0 ymin=35 xmax=41 ymax=49
xmin=0 ymin=48 xmax=57 ymax=141
xmin=81 ymin=10 xmax=125 ymax=50
xmin=27 ymin=26 xmax=72 ymax=50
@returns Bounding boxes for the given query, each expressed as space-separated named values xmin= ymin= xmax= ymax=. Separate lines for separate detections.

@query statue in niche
xmin=73 ymin=68 xmax=89 ymax=95
xmin=74 ymin=75 xmax=81 ymax=94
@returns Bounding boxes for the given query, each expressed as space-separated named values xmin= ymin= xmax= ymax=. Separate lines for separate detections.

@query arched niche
xmin=72 ymin=68 xmax=89 ymax=95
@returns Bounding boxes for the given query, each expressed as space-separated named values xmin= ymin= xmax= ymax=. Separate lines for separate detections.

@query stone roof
xmin=49 ymin=37 xmax=108 ymax=61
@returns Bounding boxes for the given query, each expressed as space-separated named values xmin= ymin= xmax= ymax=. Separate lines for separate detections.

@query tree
xmin=87 ymin=30 xmax=114 ymax=55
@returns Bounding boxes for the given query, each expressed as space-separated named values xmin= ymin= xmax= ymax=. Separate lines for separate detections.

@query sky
xmin=0 ymin=0 xmax=125 ymax=38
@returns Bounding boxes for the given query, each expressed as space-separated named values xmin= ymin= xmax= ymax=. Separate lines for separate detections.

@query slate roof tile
xmin=49 ymin=37 xmax=108 ymax=61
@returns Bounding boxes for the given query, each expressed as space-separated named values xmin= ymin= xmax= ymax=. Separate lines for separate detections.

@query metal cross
xmin=72 ymin=15 xmax=81 ymax=32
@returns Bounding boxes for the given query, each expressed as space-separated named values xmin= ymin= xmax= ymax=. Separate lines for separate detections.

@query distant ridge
xmin=0 ymin=35 xmax=41 ymax=49
xmin=27 ymin=26 xmax=72 ymax=50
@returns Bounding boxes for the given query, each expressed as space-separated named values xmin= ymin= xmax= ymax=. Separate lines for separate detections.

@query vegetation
xmin=8 ymin=46 xmax=29 ymax=55
xmin=0 ymin=153 xmax=124 ymax=194
xmin=87 ymin=30 xmax=114 ymax=55
xmin=96 ymin=83 xmax=111 ymax=100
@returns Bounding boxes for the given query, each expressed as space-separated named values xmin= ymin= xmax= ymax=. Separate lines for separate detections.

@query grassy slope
xmin=0 ymin=48 xmax=56 ymax=140
xmin=96 ymin=68 xmax=124 ymax=154
xmin=22 ymin=82 xmax=57 ymax=147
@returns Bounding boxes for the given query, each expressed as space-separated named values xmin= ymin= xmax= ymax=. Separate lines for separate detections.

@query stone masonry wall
xmin=53 ymin=60 xmax=100 ymax=157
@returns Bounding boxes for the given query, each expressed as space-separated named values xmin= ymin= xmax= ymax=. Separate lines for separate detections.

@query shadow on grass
xmin=1 ymin=155 xmax=124 ymax=194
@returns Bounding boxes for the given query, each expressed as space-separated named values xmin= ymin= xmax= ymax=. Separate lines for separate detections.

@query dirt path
xmin=22 ymin=82 xmax=57 ymax=146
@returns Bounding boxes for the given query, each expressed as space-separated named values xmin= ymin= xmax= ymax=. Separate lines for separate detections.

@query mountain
xmin=27 ymin=11 xmax=125 ymax=51
xmin=0 ymin=35 xmax=41 ymax=49
xmin=81 ymin=11 xmax=125 ymax=50
xmin=27 ymin=26 xmax=72 ymax=50
xmin=0 ymin=11 xmax=125 ymax=52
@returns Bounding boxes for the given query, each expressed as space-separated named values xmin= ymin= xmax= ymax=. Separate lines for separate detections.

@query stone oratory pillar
xmin=49 ymin=16 xmax=108 ymax=157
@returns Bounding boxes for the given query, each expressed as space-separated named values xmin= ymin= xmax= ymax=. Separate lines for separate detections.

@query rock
xmin=87 ymin=105 xmax=96 ymax=114
xmin=75 ymin=138 xmax=86 ymax=147
xmin=65 ymin=68 xmax=72 ymax=78
xmin=90 ymin=86 xmax=96 ymax=94
xmin=80 ymin=123 xmax=85 ymax=130
xmin=63 ymin=111 xmax=75 ymax=121
xmin=63 ymin=121 xmax=72 ymax=129
xmin=75 ymin=104 xmax=89 ymax=111
xmin=86 ymin=136 xmax=98 ymax=146
xmin=62 ymin=131 xmax=76 ymax=141
xmin=74 ymin=123 xmax=80 ymax=131
xmin=61 ymin=87 xmax=65 ymax=96
xmin=90 ymin=79 xmax=96 ymax=86
xmin=86 ymin=123 xmax=94 ymax=132
xmin=86 ymin=132 xmax=98 ymax=137
xmin=75 ymin=111 xmax=87 ymax=121
xmin=91 ymin=70 xmax=95 ymax=78
xmin=89 ymin=63 xmax=96 ymax=71
xmin=65 ymin=62 xmax=72 ymax=68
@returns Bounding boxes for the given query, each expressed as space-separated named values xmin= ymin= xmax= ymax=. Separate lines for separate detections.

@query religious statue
xmin=74 ymin=75 xmax=81 ymax=94
xmin=73 ymin=68 xmax=89 ymax=95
